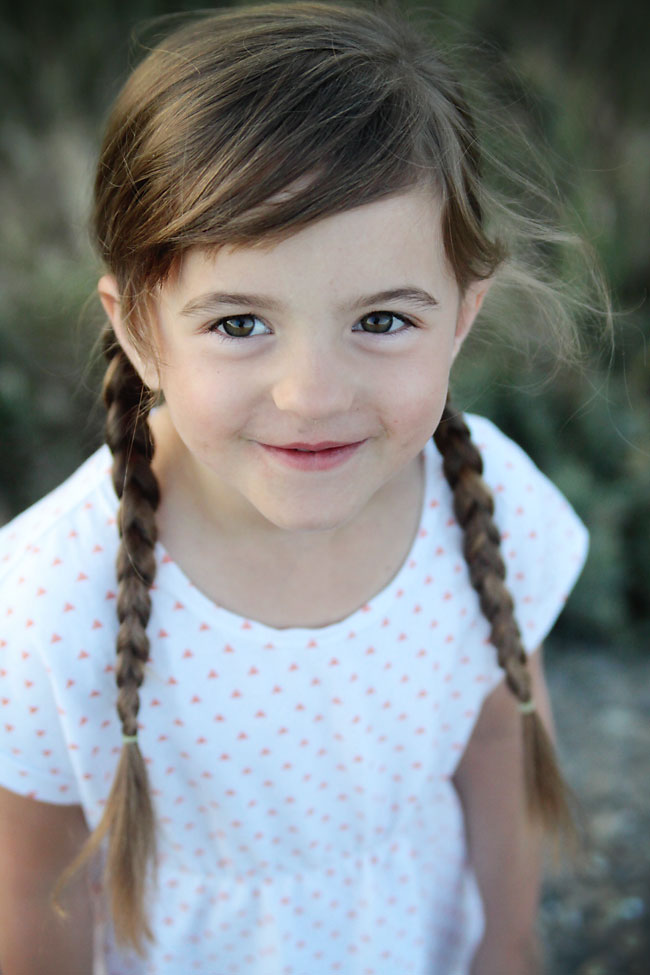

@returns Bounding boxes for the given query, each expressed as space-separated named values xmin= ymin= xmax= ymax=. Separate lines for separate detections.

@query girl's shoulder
xmin=0 ymin=446 xmax=117 ymax=589
xmin=462 ymin=412 xmax=585 ymax=525
xmin=463 ymin=412 xmax=553 ymax=484
xmin=451 ymin=413 xmax=589 ymax=647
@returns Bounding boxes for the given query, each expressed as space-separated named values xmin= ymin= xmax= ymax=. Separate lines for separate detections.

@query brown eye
xmin=212 ymin=315 xmax=268 ymax=338
xmin=362 ymin=312 xmax=393 ymax=333
xmin=355 ymin=312 xmax=412 ymax=335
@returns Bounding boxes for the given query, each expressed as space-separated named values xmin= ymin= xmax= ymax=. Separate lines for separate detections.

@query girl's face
xmin=101 ymin=187 xmax=488 ymax=537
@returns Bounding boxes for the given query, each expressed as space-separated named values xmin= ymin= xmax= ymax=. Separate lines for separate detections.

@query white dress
xmin=0 ymin=415 xmax=588 ymax=975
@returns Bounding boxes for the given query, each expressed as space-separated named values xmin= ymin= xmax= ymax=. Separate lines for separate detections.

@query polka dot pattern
xmin=0 ymin=415 xmax=588 ymax=974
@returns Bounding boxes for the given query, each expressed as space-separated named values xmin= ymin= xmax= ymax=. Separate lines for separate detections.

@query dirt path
xmin=539 ymin=644 xmax=650 ymax=974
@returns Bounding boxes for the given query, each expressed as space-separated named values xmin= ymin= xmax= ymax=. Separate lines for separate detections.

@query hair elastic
xmin=122 ymin=734 xmax=139 ymax=744
xmin=518 ymin=698 xmax=536 ymax=715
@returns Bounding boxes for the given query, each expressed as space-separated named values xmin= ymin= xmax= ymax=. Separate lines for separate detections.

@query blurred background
xmin=0 ymin=0 xmax=648 ymax=970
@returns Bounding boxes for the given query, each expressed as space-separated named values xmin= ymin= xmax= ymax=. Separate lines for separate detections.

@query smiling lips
xmin=280 ymin=441 xmax=356 ymax=450
xmin=259 ymin=439 xmax=367 ymax=471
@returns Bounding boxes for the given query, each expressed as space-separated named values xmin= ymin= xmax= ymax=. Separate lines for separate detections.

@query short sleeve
xmin=0 ymin=447 xmax=119 ymax=807
xmin=0 ymin=605 xmax=82 ymax=804
xmin=466 ymin=414 xmax=589 ymax=653
xmin=0 ymin=527 xmax=86 ymax=805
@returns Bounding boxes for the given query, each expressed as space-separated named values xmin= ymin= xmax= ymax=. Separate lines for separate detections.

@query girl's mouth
xmin=258 ymin=440 xmax=367 ymax=471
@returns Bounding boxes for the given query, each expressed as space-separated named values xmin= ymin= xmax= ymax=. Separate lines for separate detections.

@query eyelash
xmin=208 ymin=312 xmax=416 ymax=342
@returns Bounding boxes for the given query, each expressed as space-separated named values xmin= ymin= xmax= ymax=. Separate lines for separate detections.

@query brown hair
xmin=56 ymin=0 xmax=591 ymax=952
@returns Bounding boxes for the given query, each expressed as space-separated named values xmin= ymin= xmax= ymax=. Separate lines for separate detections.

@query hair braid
xmin=433 ymin=399 xmax=574 ymax=835
xmin=52 ymin=326 xmax=160 ymax=953
xmin=103 ymin=325 xmax=159 ymax=733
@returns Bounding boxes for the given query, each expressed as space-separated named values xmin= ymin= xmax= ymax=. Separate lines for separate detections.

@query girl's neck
xmin=148 ymin=407 xmax=425 ymax=629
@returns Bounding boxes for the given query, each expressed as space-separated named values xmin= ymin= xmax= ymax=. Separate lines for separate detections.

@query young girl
xmin=0 ymin=3 xmax=597 ymax=973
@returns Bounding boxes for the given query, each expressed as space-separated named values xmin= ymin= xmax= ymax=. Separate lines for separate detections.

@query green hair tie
xmin=122 ymin=734 xmax=139 ymax=744
xmin=518 ymin=698 xmax=536 ymax=715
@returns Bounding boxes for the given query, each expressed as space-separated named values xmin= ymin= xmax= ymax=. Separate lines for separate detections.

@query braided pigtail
xmin=433 ymin=400 xmax=573 ymax=836
xmin=53 ymin=326 xmax=159 ymax=952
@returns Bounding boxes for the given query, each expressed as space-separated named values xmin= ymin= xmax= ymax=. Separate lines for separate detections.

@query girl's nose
xmin=270 ymin=340 xmax=356 ymax=420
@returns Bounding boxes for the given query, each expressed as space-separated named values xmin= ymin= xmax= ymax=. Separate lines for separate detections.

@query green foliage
xmin=0 ymin=0 xmax=647 ymax=644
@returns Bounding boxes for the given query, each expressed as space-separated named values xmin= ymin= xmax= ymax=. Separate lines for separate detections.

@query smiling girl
xmin=0 ymin=3 xmax=600 ymax=974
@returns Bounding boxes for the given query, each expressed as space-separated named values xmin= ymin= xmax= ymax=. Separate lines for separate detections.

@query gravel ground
xmin=539 ymin=644 xmax=650 ymax=974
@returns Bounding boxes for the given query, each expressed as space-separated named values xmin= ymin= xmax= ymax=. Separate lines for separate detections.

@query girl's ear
xmin=98 ymin=275 xmax=160 ymax=391
xmin=452 ymin=278 xmax=492 ymax=361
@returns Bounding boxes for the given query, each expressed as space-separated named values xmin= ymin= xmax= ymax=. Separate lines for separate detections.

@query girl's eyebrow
xmin=352 ymin=287 xmax=440 ymax=311
xmin=180 ymin=286 xmax=439 ymax=317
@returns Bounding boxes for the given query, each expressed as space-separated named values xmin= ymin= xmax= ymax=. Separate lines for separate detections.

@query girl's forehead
xmin=168 ymin=188 xmax=453 ymax=301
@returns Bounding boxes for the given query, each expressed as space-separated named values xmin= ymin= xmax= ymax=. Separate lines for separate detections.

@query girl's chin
xmin=249 ymin=507 xmax=359 ymax=537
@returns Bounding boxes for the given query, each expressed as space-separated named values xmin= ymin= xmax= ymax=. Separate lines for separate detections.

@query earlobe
xmin=97 ymin=275 xmax=160 ymax=391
